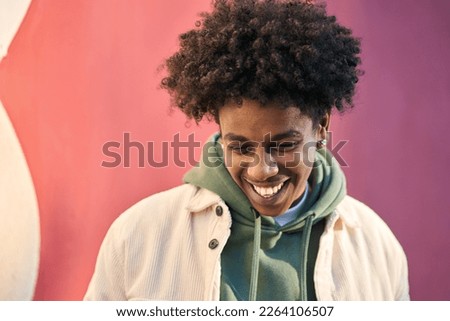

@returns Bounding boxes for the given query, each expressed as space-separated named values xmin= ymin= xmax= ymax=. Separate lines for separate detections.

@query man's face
xmin=219 ymin=99 xmax=327 ymax=217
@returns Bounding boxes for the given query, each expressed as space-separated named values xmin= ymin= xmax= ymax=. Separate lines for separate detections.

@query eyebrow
xmin=272 ymin=130 xmax=303 ymax=141
xmin=223 ymin=130 xmax=303 ymax=142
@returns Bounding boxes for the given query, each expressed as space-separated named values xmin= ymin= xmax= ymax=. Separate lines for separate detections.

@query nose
xmin=246 ymin=147 xmax=279 ymax=182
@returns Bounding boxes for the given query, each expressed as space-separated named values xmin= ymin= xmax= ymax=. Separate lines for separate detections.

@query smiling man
xmin=85 ymin=0 xmax=409 ymax=301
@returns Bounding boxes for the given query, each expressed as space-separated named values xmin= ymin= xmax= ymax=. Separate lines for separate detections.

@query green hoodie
xmin=184 ymin=133 xmax=346 ymax=301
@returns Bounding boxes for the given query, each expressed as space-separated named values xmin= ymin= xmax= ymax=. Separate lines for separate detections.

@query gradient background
xmin=0 ymin=0 xmax=449 ymax=300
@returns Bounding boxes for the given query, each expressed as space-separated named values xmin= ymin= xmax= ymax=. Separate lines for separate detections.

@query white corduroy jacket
xmin=84 ymin=184 xmax=409 ymax=301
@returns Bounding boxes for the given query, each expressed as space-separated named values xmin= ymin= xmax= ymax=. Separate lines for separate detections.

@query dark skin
xmin=219 ymin=99 xmax=330 ymax=217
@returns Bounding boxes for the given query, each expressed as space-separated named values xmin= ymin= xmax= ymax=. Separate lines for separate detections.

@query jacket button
xmin=208 ymin=239 xmax=219 ymax=249
xmin=215 ymin=206 xmax=223 ymax=216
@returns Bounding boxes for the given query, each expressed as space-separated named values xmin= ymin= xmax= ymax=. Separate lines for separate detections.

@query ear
xmin=317 ymin=112 xmax=330 ymax=140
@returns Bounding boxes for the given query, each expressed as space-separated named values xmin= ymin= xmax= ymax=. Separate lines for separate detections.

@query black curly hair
xmin=161 ymin=0 xmax=362 ymax=125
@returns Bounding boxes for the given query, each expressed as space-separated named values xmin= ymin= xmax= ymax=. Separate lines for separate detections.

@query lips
xmin=241 ymin=177 xmax=297 ymax=216
xmin=252 ymin=181 xmax=285 ymax=198
xmin=243 ymin=176 xmax=289 ymax=200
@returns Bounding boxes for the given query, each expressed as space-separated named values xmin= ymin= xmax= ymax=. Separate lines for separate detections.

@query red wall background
xmin=0 ymin=0 xmax=449 ymax=300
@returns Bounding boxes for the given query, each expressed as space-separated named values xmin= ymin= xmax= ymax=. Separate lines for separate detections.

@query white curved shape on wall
xmin=0 ymin=102 xmax=40 ymax=300
xmin=0 ymin=0 xmax=32 ymax=61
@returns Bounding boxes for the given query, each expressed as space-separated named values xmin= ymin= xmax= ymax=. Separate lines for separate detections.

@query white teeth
xmin=252 ymin=182 xmax=284 ymax=198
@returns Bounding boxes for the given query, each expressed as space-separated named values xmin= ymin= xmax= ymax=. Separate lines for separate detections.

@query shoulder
xmin=322 ymin=196 xmax=410 ymax=300
xmin=336 ymin=195 xmax=391 ymax=229
xmin=107 ymin=184 xmax=223 ymax=241
xmin=121 ymin=184 xmax=198 ymax=218
xmin=107 ymin=184 xmax=197 ymax=240
xmin=335 ymin=195 xmax=405 ymax=254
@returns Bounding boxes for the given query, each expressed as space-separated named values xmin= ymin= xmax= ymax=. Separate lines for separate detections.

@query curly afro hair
xmin=161 ymin=0 xmax=362 ymax=125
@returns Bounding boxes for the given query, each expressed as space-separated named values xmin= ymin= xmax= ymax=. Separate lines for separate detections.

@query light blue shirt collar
xmin=274 ymin=184 xmax=309 ymax=227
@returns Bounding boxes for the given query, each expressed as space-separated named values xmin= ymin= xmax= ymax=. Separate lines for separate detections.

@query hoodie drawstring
xmin=299 ymin=213 xmax=315 ymax=301
xmin=249 ymin=207 xmax=261 ymax=301
xmin=248 ymin=209 xmax=316 ymax=301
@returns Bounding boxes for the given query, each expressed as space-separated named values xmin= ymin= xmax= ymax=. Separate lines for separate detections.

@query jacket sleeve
xmin=84 ymin=216 xmax=127 ymax=300
xmin=330 ymin=196 xmax=411 ymax=301
xmin=373 ymin=209 xmax=411 ymax=301
xmin=394 ymin=238 xmax=410 ymax=300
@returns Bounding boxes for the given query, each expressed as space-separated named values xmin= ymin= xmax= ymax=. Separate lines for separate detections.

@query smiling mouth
xmin=251 ymin=181 xmax=285 ymax=199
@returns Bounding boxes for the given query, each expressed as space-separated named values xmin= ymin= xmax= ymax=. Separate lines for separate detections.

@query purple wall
xmin=327 ymin=0 xmax=450 ymax=300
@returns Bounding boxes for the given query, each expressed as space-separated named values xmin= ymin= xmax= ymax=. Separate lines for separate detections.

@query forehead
xmin=218 ymin=100 xmax=314 ymax=140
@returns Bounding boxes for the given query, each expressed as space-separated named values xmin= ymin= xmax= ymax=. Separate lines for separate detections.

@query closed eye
xmin=275 ymin=141 xmax=299 ymax=151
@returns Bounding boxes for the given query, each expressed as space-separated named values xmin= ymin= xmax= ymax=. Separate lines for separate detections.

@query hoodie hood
xmin=184 ymin=133 xmax=347 ymax=300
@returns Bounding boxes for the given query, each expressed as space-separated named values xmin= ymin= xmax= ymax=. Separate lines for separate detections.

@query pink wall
xmin=0 ymin=0 xmax=448 ymax=300
xmin=326 ymin=0 xmax=450 ymax=301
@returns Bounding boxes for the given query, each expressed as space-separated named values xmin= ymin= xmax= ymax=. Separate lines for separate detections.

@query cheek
xmin=223 ymin=148 xmax=239 ymax=169
xmin=289 ymin=166 xmax=313 ymax=199
xmin=223 ymin=152 xmax=244 ymax=182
